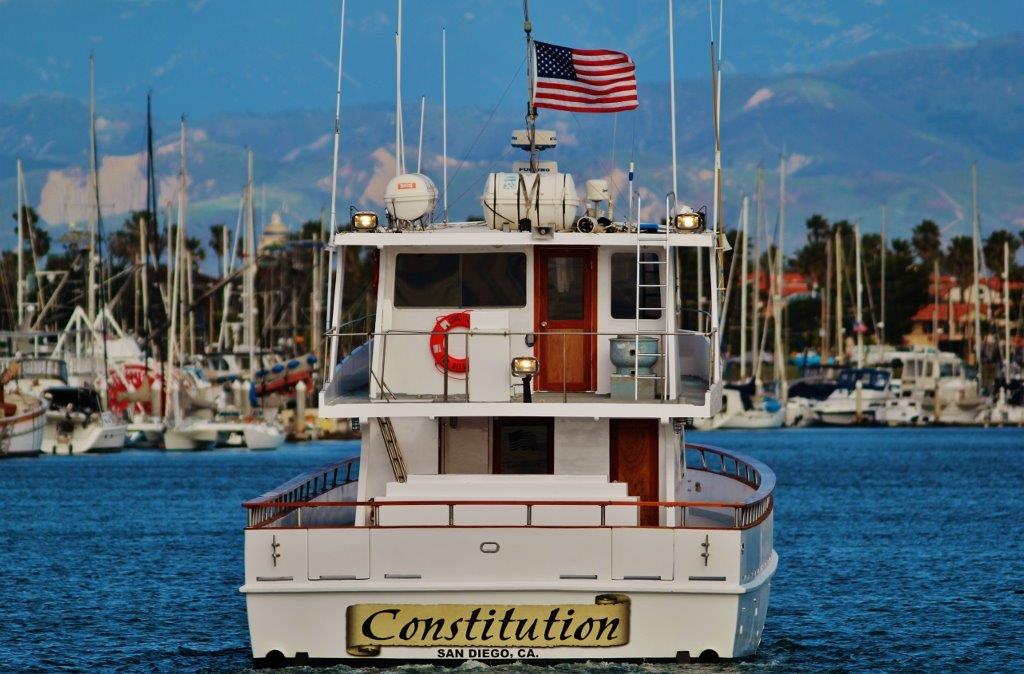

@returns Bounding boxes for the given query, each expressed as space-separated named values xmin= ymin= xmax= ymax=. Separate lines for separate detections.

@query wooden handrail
xmin=244 ymin=444 xmax=774 ymax=531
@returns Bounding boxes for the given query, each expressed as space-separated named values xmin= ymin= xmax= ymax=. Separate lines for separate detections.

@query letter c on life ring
xmin=430 ymin=311 xmax=470 ymax=374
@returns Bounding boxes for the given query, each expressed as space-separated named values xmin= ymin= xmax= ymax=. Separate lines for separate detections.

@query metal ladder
xmin=634 ymin=218 xmax=673 ymax=401
xmin=376 ymin=417 xmax=407 ymax=482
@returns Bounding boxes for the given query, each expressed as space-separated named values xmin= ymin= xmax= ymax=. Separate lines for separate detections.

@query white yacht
xmin=241 ymin=7 xmax=776 ymax=666
xmin=810 ymin=367 xmax=894 ymax=425
xmin=2 ymin=357 xmax=126 ymax=454
xmin=693 ymin=382 xmax=785 ymax=430
xmin=865 ymin=347 xmax=988 ymax=425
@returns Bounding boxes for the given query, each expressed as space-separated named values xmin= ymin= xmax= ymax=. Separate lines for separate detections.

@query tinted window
xmin=462 ymin=253 xmax=527 ymax=307
xmin=394 ymin=254 xmax=459 ymax=307
xmin=495 ymin=419 xmax=552 ymax=474
xmin=610 ymin=253 xmax=662 ymax=319
xmin=394 ymin=253 xmax=526 ymax=308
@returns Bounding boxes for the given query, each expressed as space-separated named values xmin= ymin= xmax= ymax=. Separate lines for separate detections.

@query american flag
xmin=532 ymin=40 xmax=639 ymax=113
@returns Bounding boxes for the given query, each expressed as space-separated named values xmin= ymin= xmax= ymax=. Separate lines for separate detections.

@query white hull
xmin=0 ymin=396 xmax=47 ymax=458
xmin=245 ymin=577 xmax=773 ymax=664
xmin=243 ymin=514 xmax=776 ymax=665
xmin=164 ymin=420 xmax=284 ymax=451
xmin=41 ymin=415 xmax=126 ymax=455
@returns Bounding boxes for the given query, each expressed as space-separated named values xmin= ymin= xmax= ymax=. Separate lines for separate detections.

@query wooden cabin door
xmin=534 ymin=247 xmax=596 ymax=392
xmin=610 ymin=419 xmax=660 ymax=526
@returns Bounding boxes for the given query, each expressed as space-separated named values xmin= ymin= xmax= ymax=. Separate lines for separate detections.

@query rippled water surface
xmin=2 ymin=428 xmax=1023 ymax=673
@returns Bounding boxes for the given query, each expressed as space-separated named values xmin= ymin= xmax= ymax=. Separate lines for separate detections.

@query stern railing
xmin=244 ymin=443 xmax=772 ymax=531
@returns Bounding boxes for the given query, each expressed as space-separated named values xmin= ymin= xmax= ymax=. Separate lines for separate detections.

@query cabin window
xmin=492 ymin=418 xmax=553 ymax=474
xmin=610 ymin=253 xmax=662 ymax=319
xmin=394 ymin=253 xmax=526 ymax=308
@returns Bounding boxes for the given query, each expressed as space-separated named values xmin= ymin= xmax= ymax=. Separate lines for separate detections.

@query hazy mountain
xmin=1 ymin=34 xmax=1022 ymax=258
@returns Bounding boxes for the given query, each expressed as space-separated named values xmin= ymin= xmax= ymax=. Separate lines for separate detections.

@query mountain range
xmin=1 ymin=33 xmax=1022 ymax=259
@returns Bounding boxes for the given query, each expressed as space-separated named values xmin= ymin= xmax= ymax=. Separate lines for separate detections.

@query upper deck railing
xmin=244 ymin=443 xmax=773 ymax=531
xmin=0 ymin=357 xmax=68 ymax=384
xmin=323 ymin=327 xmax=718 ymax=408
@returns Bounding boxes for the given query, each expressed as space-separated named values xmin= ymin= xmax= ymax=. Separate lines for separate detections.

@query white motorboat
xmin=811 ymin=368 xmax=893 ymax=425
xmin=874 ymin=397 xmax=931 ymax=426
xmin=241 ymin=5 xmax=776 ymax=665
xmin=693 ymin=385 xmax=785 ymax=430
xmin=40 ymin=386 xmax=127 ymax=454
xmin=163 ymin=419 xmax=284 ymax=451
xmin=0 ymin=358 xmax=126 ymax=455
xmin=865 ymin=347 xmax=988 ymax=425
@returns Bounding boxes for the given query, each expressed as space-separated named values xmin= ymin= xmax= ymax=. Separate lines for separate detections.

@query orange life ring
xmin=430 ymin=311 xmax=470 ymax=374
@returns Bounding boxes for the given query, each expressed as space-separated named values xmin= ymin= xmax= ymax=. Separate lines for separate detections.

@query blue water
xmin=1 ymin=428 xmax=1023 ymax=673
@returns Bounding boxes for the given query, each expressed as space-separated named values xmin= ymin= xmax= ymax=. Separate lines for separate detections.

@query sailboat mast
xmin=854 ymin=222 xmax=864 ymax=367
xmin=1004 ymin=241 xmax=1012 ymax=379
xmin=971 ymin=163 xmax=982 ymax=372
xmin=752 ymin=168 xmax=763 ymax=381
xmin=16 ymin=159 xmax=25 ymax=328
xmin=776 ymin=153 xmax=786 ymax=364
xmin=739 ymin=195 xmax=749 ymax=380
xmin=933 ymin=259 xmax=940 ymax=348
xmin=168 ymin=117 xmax=186 ymax=423
xmin=245 ymin=149 xmax=257 ymax=371
xmin=835 ymin=229 xmax=843 ymax=360
xmin=822 ymin=235 xmax=832 ymax=361
xmin=880 ymin=204 xmax=887 ymax=345
xmin=87 ymin=52 xmax=99 ymax=322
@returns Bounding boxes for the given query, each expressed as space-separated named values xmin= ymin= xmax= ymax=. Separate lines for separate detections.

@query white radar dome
xmin=384 ymin=173 xmax=437 ymax=225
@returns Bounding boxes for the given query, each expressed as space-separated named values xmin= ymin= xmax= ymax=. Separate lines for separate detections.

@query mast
xmin=1004 ymin=241 xmax=1011 ymax=379
xmin=244 ymin=149 xmax=257 ymax=371
xmin=88 ymin=51 xmax=111 ymax=401
xmin=667 ymin=0 xmax=678 ymax=205
xmin=441 ymin=26 xmax=448 ymax=221
xmin=324 ymin=0 xmax=347 ymax=375
xmin=16 ymin=159 xmax=25 ymax=328
xmin=524 ymin=0 xmax=538 ymax=172
xmin=835 ymin=229 xmax=843 ymax=360
xmin=168 ymin=117 xmax=186 ymax=424
xmin=822 ymin=235 xmax=832 ymax=362
xmin=87 ymin=52 xmax=99 ymax=322
xmin=933 ymin=259 xmax=940 ymax=348
xmin=776 ymin=153 xmax=785 ymax=358
xmin=739 ymin=195 xmax=749 ymax=379
xmin=752 ymin=168 xmax=763 ymax=383
xmin=971 ymin=163 xmax=982 ymax=372
xmin=142 ymin=92 xmax=155 ymax=351
xmin=854 ymin=222 xmax=864 ymax=367
xmin=880 ymin=204 xmax=887 ymax=345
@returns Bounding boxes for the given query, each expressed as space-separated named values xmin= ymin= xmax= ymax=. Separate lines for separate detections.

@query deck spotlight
xmin=512 ymin=356 xmax=539 ymax=403
xmin=674 ymin=207 xmax=705 ymax=233
xmin=352 ymin=211 xmax=379 ymax=231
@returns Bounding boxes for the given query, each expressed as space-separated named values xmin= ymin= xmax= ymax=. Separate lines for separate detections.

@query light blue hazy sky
xmin=2 ymin=0 xmax=1022 ymax=115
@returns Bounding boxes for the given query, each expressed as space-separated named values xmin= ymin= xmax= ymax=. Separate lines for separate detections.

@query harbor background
xmin=2 ymin=428 xmax=1021 ymax=673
